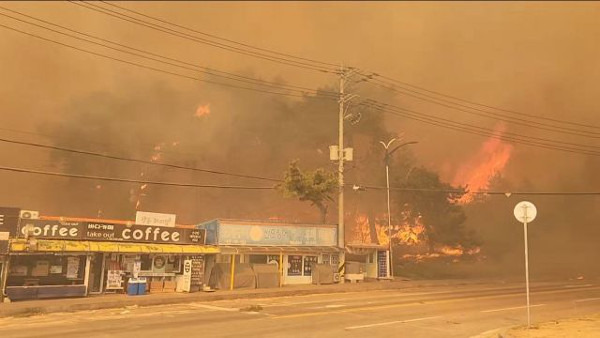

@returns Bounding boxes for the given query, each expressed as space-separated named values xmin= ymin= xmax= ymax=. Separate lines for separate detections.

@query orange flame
xmin=439 ymin=245 xmax=464 ymax=256
xmin=352 ymin=212 xmax=426 ymax=246
xmin=452 ymin=124 xmax=512 ymax=204
xmin=195 ymin=103 xmax=210 ymax=117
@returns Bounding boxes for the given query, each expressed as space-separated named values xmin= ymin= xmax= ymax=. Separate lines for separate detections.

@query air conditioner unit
xmin=333 ymin=273 xmax=341 ymax=283
xmin=20 ymin=210 xmax=39 ymax=220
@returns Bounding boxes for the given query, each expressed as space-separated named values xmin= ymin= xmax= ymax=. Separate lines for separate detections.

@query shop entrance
xmin=88 ymin=253 xmax=104 ymax=294
xmin=377 ymin=251 xmax=388 ymax=278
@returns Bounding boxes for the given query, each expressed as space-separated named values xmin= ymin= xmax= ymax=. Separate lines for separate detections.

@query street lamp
xmin=379 ymin=139 xmax=418 ymax=279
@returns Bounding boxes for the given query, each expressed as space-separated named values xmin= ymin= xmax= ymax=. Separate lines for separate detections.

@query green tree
xmin=277 ymin=160 xmax=338 ymax=223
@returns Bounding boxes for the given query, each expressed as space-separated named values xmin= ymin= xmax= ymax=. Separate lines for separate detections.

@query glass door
xmin=88 ymin=253 xmax=105 ymax=293
xmin=377 ymin=251 xmax=388 ymax=278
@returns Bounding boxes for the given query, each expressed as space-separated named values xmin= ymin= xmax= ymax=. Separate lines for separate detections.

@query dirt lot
xmin=503 ymin=313 xmax=600 ymax=338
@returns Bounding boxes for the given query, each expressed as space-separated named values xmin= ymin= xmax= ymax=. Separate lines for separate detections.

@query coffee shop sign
xmin=19 ymin=220 xmax=204 ymax=245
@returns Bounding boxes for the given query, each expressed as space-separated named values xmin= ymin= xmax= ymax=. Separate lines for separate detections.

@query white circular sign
xmin=514 ymin=201 xmax=537 ymax=223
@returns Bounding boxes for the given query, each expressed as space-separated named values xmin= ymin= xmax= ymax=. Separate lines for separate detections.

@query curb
xmin=0 ymin=279 xmax=495 ymax=318
xmin=469 ymin=326 xmax=512 ymax=338
xmin=0 ymin=283 xmax=402 ymax=318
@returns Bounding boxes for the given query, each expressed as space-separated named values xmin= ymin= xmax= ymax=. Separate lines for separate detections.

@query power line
xmin=0 ymin=6 xmax=339 ymax=98
xmin=361 ymin=100 xmax=600 ymax=157
xmin=359 ymin=74 xmax=600 ymax=138
xmin=7 ymin=4 xmax=598 ymax=158
xmin=68 ymin=1 xmax=598 ymax=132
xmin=0 ymin=136 xmax=283 ymax=183
xmin=370 ymin=103 xmax=600 ymax=157
xmin=373 ymin=73 xmax=600 ymax=130
xmin=0 ymin=22 xmax=334 ymax=100
xmin=364 ymin=99 xmax=600 ymax=151
xmin=350 ymin=184 xmax=600 ymax=196
xmin=100 ymin=0 xmax=339 ymax=68
xmin=69 ymin=1 xmax=338 ymax=74
xmin=0 ymin=165 xmax=275 ymax=190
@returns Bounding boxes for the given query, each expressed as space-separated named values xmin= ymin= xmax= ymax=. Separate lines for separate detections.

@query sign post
xmin=513 ymin=201 xmax=537 ymax=329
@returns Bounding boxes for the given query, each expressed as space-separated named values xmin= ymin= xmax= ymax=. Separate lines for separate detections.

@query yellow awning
xmin=9 ymin=239 xmax=219 ymax=254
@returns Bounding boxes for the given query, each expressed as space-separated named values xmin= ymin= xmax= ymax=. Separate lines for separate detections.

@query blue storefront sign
xmin=199 ymin=220 xmax=337 ymax=246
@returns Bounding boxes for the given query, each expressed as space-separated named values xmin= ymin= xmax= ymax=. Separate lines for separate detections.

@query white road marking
xmin=574 ymin=297 xmax=600 ymax=303
xmin=187 ymin=304 xmax=239 ymax=312
xmin=308 ymin=304 xmax=347 ymax=309
xmin=345 ymin=316 xmax=441 ymax=330
xmin=564 ymin=284 xmax=593 ymax=288
xmin=481 ymin=304 xmax=546 ymax=313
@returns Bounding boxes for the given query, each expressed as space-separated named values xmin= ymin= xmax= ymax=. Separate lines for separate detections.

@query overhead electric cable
xmin=361 ymin=100 xmax=600 ymax=157
xmin=372 ymin=73 xmax=600 ymax=129
xmin=349 ymin=184 xmax=600 ymax=196
xmin=69 ymin=1 xmax=338 ymax=74
xmin=100 ymin=0 xmax=339 ymax=68
xmin=0 ymin=136 xmax=283 ymax=183
xmin=0 ymin=8 xmax=338 ymax=98
xmin=359 ymin=73 xmax=600 ymax=138
xmin=65 ymin=2 xmax=598 ymax=131
xmin=0 ymin=22 xmax=334 ymax=100
xmin=0 ymin=165 xmax=275 ymax=190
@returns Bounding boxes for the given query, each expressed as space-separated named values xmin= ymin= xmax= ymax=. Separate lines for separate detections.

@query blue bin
xmin=137 ymin=278 xmax=147 ymax=295
xmin=127 ymin=279 xmax=139 ymax=296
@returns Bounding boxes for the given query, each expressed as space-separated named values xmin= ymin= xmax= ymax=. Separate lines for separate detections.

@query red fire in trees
xmin=452 ymin=124 xmax=512 ymax=204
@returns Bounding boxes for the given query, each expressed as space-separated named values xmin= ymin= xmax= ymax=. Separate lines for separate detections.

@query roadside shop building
xmin=197 ymin=219 xmax=341 ymax=286
xmin=3 ymin=216 xmax=217 ymax=301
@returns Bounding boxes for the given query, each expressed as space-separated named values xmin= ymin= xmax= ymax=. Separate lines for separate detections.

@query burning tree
xmin=393 ymin=166 xmax=480 ymax=253
xmin=276 ymin=160 xmax=338 ymax=223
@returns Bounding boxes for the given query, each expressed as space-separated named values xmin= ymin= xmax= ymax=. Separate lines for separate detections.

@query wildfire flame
xmin=195 ymin=103 xmax=210 ymax=117
xmin=452 ymin=124 xmax=512 ymax=204
xmin=401 ymin=245 xmax=482 ymax=262
xmin=352 ymin=212 xmax=426 ymax=246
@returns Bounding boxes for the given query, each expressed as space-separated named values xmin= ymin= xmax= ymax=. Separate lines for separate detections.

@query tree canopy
xmin=276 ymin=160 xmax=338 ymax=223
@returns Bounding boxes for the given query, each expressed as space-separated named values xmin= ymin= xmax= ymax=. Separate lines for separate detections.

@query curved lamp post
xmin=379 ymin=139 xmax=418 ymax=278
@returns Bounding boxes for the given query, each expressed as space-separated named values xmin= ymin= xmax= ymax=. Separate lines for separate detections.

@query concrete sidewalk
xmin=0 ymin=279 xmax=491 ymax=318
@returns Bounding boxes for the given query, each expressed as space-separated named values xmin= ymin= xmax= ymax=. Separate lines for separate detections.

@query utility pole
xmin=380 ymin=139 xmax=418 ymax=279
xmin=338 ymin=64 xmax=345 ymax=250
xmin=332 ymin=65 xmax=357 ymax=281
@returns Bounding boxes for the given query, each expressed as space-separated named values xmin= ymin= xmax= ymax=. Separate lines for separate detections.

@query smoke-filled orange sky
xmin=2 ymin=1 xmax=600 ymax=277
xmin=2 ymin=1 xmax=600 ymax=184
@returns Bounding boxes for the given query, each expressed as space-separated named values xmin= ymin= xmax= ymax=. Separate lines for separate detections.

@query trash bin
xmin=127 ymin=279 xmax=139 ymax=296
xmin=137 ymin=278 xmax=147 ymax=295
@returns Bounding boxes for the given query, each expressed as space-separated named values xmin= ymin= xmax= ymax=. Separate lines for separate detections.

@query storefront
xmin=0 ymin=207 xmax=21 ymax=303
xmin=198 ymin=219 xmax=341 ymax=286
xmin=4 ymin=218 xmax=218 ymax=301
xmin=346 ymin=243 xmax=391 ymax=280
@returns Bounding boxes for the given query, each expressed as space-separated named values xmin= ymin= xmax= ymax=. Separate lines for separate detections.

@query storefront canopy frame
xmin=218 ymin=245 xmax=341 ymax=254
xmin=9 ymin=239 xmax=219 ymax=254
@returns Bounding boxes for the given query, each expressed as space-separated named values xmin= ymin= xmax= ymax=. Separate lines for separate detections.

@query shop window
xmin=152 ymin=256 xmax=168 ymax=272
xmin=322 ymin=254 xmax=330 ymax=265
xmin=303 ymin=256 xmax=318 ymax=276
xmin=331 ymin=254 xmax=339 ymax=266
xmin=165 ymin=255 xmax=181 ymax=273
xmin=249 ymin=255 xmax=268 ymax=264
xmin=140 ymin=255 xmax=152 ymax=271
xmin=7 ymin=255 xmax=86 ymax=286
xmin=287 ymin=255 xmax=302 ymax=276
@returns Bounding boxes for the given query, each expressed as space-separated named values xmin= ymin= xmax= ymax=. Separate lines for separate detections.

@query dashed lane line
xmin=345 ymin=316 xmax=442 ymax=330
xmin=480 ymin=304 xmax=546 ymax=313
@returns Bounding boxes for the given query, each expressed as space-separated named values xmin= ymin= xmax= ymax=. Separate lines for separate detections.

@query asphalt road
xmin=0 ymin=281 xmax=599 ymax=338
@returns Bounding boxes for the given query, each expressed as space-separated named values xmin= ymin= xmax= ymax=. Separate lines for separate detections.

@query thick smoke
xmin=0 ymin=2 xmax=599 ymax=279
